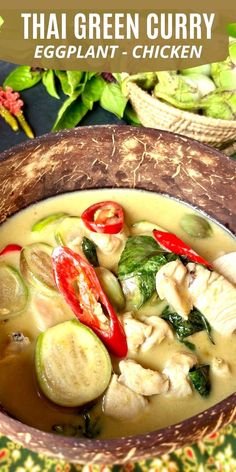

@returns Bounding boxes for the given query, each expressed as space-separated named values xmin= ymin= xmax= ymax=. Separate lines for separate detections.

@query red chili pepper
xmin=52 ymin=246 xmax=127 ymax=358
xmin=153 ymin=230 xmax=212 ymax=268
xmin=0 ymin=244 xmax=22 ymax=256
xmin=81 ymin=201 xmax=124 ymax=234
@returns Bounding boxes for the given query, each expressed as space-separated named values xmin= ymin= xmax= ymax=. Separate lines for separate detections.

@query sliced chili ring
xmin=0 ymin=244 xmax=22 ymax=256
xmin=81 ymin=201 xmax=124 ymax=234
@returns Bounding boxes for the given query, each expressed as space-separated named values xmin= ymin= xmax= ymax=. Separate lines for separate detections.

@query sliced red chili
xmin=81 ymin=201 xmax=124 ymax=234
xmin=153 ymin=230 xmax=212 ymax=268
xmin=52 ymin=246 xmax=127 ymax=358
xmin=0 ymin=244 xmax=22 ymax=256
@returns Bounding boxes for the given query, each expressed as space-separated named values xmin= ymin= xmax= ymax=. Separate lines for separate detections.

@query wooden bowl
xmin=0 ymin=125 xmax=235 ymax=464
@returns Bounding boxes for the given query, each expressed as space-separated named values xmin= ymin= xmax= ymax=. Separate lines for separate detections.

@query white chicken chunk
xmin=213 ymin=252 xmax=236 ymax=285
xmin=141 ymin=316 xmax=174 ymax=352
xmin=119 ymin=359 xmax=169 ymax=396
xmin=211 ymin=357 xmax=231 ymax=377
xmin=156 ymin=260 xmax=193 ymax=319
xmin=103 ymin=374 xmax=148 ymax=421
xmin=163 ymin=352 xmax=197 ymax=398
xmin=187 ymin=263 xmax=236 ymax=335
xmin=119 ymin=312 xmax=152 ymax=353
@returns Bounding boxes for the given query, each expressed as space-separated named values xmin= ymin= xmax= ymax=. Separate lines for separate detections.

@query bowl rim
xmin=0 ymin=124 xmax=235 ymax=458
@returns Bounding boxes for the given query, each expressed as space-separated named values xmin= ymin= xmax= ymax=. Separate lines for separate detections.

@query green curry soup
xmin=0 ymin=189 xmax=236 ymax=440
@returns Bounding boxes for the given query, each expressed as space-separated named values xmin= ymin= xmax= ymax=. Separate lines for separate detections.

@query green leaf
xmin=52 ymin=88 xmax=88 ymax=131
xmin=3 ymin=66 xmax=42 ymax=91
xmin=118 ymin=236 xmax=165 ymax=279
xmin=82 ymin=237 xmax=99 ymax=267
xmin=124 ymin=103 xmax=141 ymax=126
xmin=227 ymin=23 xmax=236 ymax=37
xmin=118 ymin=236 xmax=169 ymax=308
xmin=0 ymin=15 xmax=4 ymax=29
xmin=67 ymin=71 xmax=84 ymax=94
xmin=188 ymin=365 xmax=211 ymax=397
xmin=82 ymin=76 xmax=106 ymax=110
xmin=100 ymin=82 xmax=128 ymax=118
xmin=161 ymin=306 xmax=214 ymax=344
xmin=54 ymin=70 xmax=71 ymax=95
xmin=42 ymin=70 xmax=59 ymax=99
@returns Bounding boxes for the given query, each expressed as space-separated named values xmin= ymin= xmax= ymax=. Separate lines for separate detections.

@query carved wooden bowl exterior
xmin=0 ymin=125 xmax=235 ymax=464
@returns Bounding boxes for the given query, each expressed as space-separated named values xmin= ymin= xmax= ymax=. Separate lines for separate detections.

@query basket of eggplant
xmin=122 ymin=39 xmax=236 ymax=147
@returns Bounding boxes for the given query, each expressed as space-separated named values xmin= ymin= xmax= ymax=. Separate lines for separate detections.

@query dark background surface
xmin=0 ymin=61 xmax=124 ymax=153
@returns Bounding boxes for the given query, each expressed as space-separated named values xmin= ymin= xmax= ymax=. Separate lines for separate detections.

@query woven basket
xmin=126 ymin=81 xmax=236 ymax=148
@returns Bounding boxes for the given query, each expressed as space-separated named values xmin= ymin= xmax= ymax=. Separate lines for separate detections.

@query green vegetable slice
xmin=188 ymin=365 xmax=211 ymax=397
xmin=20 ymin=243 xmax=56 ymax=293
xmin=131 ymin=221 xmax=165 ymax=236
xmin=180 ymin=214 xmax=212 ymax=238
xmin=55 ymin=216 xmax=82 ymax=246
xmin=82 ymin=237 xmax=99 ymax=267
xmin=35 ymin=319 xmax=112 ymax=407
xmin=0 ymin=263 xmax=28 ymax=320
xmin=95 ymin=267 xmax=125 ymax=311
xmin=32 ymin=213 xmax=68 ymax=232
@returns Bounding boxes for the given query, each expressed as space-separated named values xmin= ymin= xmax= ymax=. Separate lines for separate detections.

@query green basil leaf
xmin=118 ymin=236 xmax=164 ymax=280
xmin=180 ymin=339 xmax=196 ymax=351
xmin=52 ymin=88 xmax=88 ymax=131
xmin=42 ymin=70 xmax=59 ymax=99
xmin=54 ymin=70 xmax=71 ymax=95
xmin=67 ymin=71 xmax=84 ymax=94
xmin=3 ymin=66 xmax=42 ymax=91
xmin=118 ymin=236 xmax=169 ymax=308
xmin=82 ymin=237 xmax=99 ymax=267
xmin=100 ymin=82 xmax=128 ymax=118
xmin=188 ymin=365 xmax=211 ymax=397
xmin=227 ymin=23 xmax=236 ymax=37
xmin=161 ymin=306 xmax=214 ymax=344
xmin=82 ymin=76 xmax=106 ymax=110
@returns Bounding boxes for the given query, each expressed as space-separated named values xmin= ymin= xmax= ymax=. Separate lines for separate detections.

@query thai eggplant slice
xmin=20 ymin=242 xmax=56 ymax=293
xmin=0 ymin=263 xmax=28 ymax=320
xmin=35 ymin=319 xmax=112 ymax=407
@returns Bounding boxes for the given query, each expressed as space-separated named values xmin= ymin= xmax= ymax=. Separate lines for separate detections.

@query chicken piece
xmin=156 ymin=260 xmax=193 ymax=319
xmin=141 ymin=316 xmax=174 ymax=352
xmin=119 ymin=359 xmax=169 ymax=396
xmin=187 ymin=263 xmax=236 ymax=335
xmin=119 ymin=312 xmax=152 ymax=353
xmin=102 ymin=374 xmax=148 ymax=421
xmin=163 ymin=352 xmax=197 ymax=398
xmin=213 ymin=252 xmax=236 ymax=285
xmin=211 ymin=357 xmax=231 ymax=377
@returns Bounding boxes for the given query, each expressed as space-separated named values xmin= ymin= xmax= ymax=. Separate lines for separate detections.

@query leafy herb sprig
xmin=3 ymin=67 xmax=137 ymax=131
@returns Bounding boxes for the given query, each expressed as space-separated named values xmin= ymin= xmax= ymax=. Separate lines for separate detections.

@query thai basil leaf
xmin=82 ymin=76 xmax=106 ymax=110
xmin=161 ymin=306 xmax=214 ymax=344
xmin=52 ymin=87 xmax=87 ymax=131
xmin=181 ymin=339 xmax=196 ymax=351
xmin=188 ymin=365 xmax=211 ymax=397
xmin=118 ymin=236 xmax=169 ymax=308
xmin=100 ymin=82 xmax=128 ymax=118
xmin=82 ymin=237 xmax=99 ymax=267
xmin=67 ymin=71 xmax=84 ymax=94
xmin=54 ymin=70 xmax=71 ymax=95
xmin=3 ymin=66 xmax=42 ymax=91
xmin=42 ymin=70 xmax=59 ymax=99
xmin=118 ymin=236 xmax=164 ymax=279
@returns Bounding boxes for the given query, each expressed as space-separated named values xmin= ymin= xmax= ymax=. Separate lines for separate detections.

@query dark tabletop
xmin=0 ymin=61 xmax=124 ymax=153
